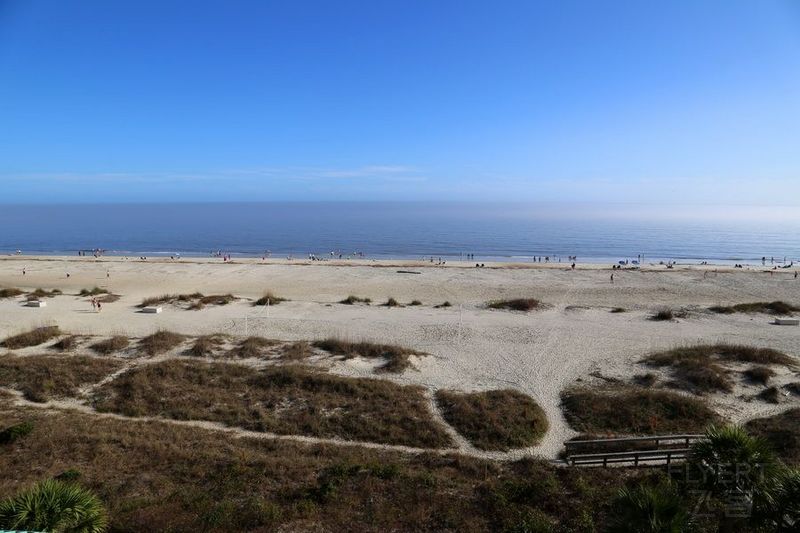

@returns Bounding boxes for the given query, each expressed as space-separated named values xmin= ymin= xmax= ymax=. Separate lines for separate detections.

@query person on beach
xmin=610 ymin=273 xmax=614 ymax=283
xmin=91 ymin=297 xmax=97 ymax=312
xmin=22 ymin=268 xmax=25 ymax=276
xmin=97 ymin=301 xmax=102 ymax=312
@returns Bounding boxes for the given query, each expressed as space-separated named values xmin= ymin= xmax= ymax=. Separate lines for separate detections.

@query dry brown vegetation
xmin=709 ymin=301 xmax=799 ymax=315
xmin=487 ymin=298 xmax=540 ymax=312
xmin=642 ymin=344 xmax=795 ymax=394
xmin=312 ymin=338 xmax=423 ymax=373
xmin=0 ymin=288 xmax=24 ymax=299
xmin=253 ymin=292 xmax=288 ymax=306
xmin=757 ymin=386 xmax=781 ymax=404
xmin=1 ymin=326 xmax=62 ymax=349
xmin=92 ymin=360 xmax=452 ymax=448
xmin=433 ymin=301 xmax=452 ymax=308
xmin=0 ymin=408 xmax=634 ymax=531
xmin=26 ymin=288 xmax=62 ymax=300
xmin=229 ymin=336 xmax=280 ymax=358
xmin=436 ymin=389 xmax=548 ymax=451
xmin=90 ymin=335 xmax=130 ymax=355
xmin=78 ymin=287 xmax=108 ymax=296
xmin=50 ymin=335 xmax=81 ymax=352
xmin=382 ymin=297 xmax=401 ymax=307
xmin=0 ymin=354 xmax=122 ymax=403
xmin=560 ymin=385 xmax=718 ymax=434
xmin=339 ymin=295 xmax=371 ymax=305
xmin=138 ymin=293 xmax=203 ymax=308
xmin=743 ymin=366 xmax=776 ymax=385
xmin=281 ymin=341 xmax=313 ymax=360
xmin=188 ymin=294 xmax=236 ymax=310
xmin=746 ymin=408 xmax=800 ymax=465
xmin=186 ymin=334 xmax=227 ymax=357
xmin=138 ymin=331 xmax=185 ymax=356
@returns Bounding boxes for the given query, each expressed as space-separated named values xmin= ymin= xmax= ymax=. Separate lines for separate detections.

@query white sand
xmin=1 ymin=256 xmax=798 ymax=459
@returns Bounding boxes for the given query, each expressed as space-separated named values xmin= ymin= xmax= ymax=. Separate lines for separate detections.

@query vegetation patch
xmin=0 ymin=288 xmax=24 ymax=299
xmin=436 ymin=389 xmax=548 ymax=451
xmin=313 ymin=338 xmax=423 ymax=373
xmin=138 ymin=293 xmax=203 ymax=308
xmin=487 ymin=298 xmax=540 ymax=312
xmin=757 ymin=386 xmax=781 ymax=404
xmin=93 ymin=360 xmax=452 ymax=448
xmin=138 ymin=331 xmax=185 ymax=356
xmin=0 ymin=421 xmax=33 ymax=445
xmin=186 ymin=334 xmax=227 ymax=357
xmin=79 ymin=287 xmax=109 ymax=296
xmin=648 ymin=308 xmax=687 ymax=321
xmin=253 ymin=292 xmax=288 ymax=306
xmin=743 ymin=366 xmax=776 ymax=385
xmin=610 ymin=307 xmax=627 ymax=313
xmin=90 ymin=335 xmax=130 ymax=355
xmin=0 ymin=355 xmax=122 ymax=402
xmin=50 ymin=335 xmax=80 ymax=352
xmin=1 ymin=326 xmax=62 ymax=349
xmin=0 ymin=409 xmax=638 ymax=532
xmin=433 ymin=301 xmax=452 ymax=308
xmin=746 ymin=408 xmax=800 ymax=465
xmin=229 ymin=336 xmax=280 ymax=358
xmin=561 ymin=386 xmax=717 ymax=434
xmin=381 ymin=297 xmax=401 ymax=307
xmin=188 ymin=294 xmax=236 ymax=310
xmin=709 ymin=301 xmax=799 ymax=315
xmin=339 ymin=295 xmax=371 ymax=305
xmin=281 ymin=341 xmax=313 ymax=360
xmin=26 ymin=288 xmax=62 ymax=301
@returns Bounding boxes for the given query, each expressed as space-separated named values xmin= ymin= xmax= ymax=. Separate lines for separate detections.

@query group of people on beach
xmin=90 ymin=297 xmax=102 ymax=312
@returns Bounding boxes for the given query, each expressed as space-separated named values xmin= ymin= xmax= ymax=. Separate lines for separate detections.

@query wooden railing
xmin=564 ymin=434 xmax=705 ymax=467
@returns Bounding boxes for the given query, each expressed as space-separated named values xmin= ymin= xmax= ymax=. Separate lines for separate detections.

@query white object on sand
xmin=26 ymin=300 xmax=46 ymax=307
xmin=774 ymin=318 xmax=799 ymax=326
xmin=142 ymin=306 xmax=162 ymax=314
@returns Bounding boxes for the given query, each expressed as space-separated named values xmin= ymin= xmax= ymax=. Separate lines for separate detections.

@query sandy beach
xmin=1 ymin=255 xmax=798 ymax=460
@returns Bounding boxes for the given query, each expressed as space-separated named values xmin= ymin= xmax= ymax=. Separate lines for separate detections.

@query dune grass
xmin=436 ymin=389 xmax=548 ymax=451
xmin=0 ymin=408 xmax=636 ymax=532
xmin=25 ymin=289 xmax=62 ymax=301
xmin=709 ymin=301 xmax=799 ymax=315
xmin=649 ymin=308 xmax=675 ymax=321
xmin=92 ymin=360 xmax=452 ymax=449
xmin=79 ymin=287 xmax=109 ymax=296
xmin=138 ymin=331 xmax=185 ymax=356
xmin=642 ymin=344 xmax=793 ymax=394
xmin=0 ymin=288 xmax=24 ymax=299
xmin=0 ymin=354 xmax=123 ymax=403
xmin=743 ymin=366 xmax=776 ymax=385
xmin=339 ymin=295 xmax=371 ymax=305
xmin=0 ymin=421 xmax=33 ymax=445
xmin=312 ymin=338 xmax=423 ymax=373
xmin=561 ymin=386 xmax=717 ymax=434
xmin=90 ymin=335 xmax=130 ymax=355
xmin=186 ymin=334 xmax=227 ymax=357
xmin=1 ymin=326 xmax=62 ymax=349
xmin=253 ymin=292 xmax=288 ymax=306
xmin=381 ymin=297 xmax=401 ymax=308
xmin=188 ymin=294 xmax=236 ymax=310
xmin=746 ymin=408 xmax=800 ymax=465
xmin=281 ymin=341 xmax=313 ymax=360
xmin=409 ymin=300 xmax=422 ymax=306
xmin=229 ymin=336 xmax=280 ymax=358
xmin=50 ymin=335 xmax=80 ymax=352
xmin=486 ymin=298 xmax=540 ymax=312
xmin=610 ymin=307 xmax=627 ymax=313
xmin=433 ymin=301 xmax=452 ymax=308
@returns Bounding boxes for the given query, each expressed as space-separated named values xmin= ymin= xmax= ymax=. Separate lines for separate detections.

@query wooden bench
xmin=567 ymin=448 xmax=691 ymax=467
xmin=564 ymin=434 xmax=704 ymax=467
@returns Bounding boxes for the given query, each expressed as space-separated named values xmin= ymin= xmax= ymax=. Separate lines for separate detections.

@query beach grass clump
xmin=610 ymin=307 xmax=627 ymax=313
xmin=339 ymin=295 xmax=371 ymax=305
xmin=79 ymin=287 xmax=109 ymax=296
xmin=0 ymin=354 xmax=122 ymax=403
xmin=90 ymin=335 xmax=130 ymax=355
xmin=436 ymin=389 xmax=548 ymax=451
xmin=138 ymin=330 xmax=185 ymax=356
xmin=758 ymin=386 xmax=781 ymax=404
xmin=25 ymin=288 xmax=61 ymax=301
xmin=312 ymin=338 xmax=423 ymax=373
xmin=188 ymin=294 xmax=236 ymax=310
xmin=281 ymin=341 xmax=313 ymax=360
xmin=138 ymin=293 xmax=203 ymax=308
xmin=186 ymin=334 xmax=227 ymax=357
xmin=434 ymin=301 xmax=452 ymax=309
xmin=560 ymin=386 xmax=717 ymax=434
xmin=649 ymin=308 xmax=675 ymax=321
xmin=1 ymin=326 xmax=62 ymax=349
xmin=746 ymin=408 xmax=800 ymax=465
xmin=230 ymin=336 xmax=280 ymax=358
xmin=382 ymin=297 xmax=401 ymax=308
xmin=409 ymin=300 xmax=422 ymax=306
xmin=0 ymin=421 xmax=34 ymax=445
xmin=253 ymin=292 xmax=288 ymax=306
xmin=92 ymin=360 xmax=452 ymax=449
xmin=50 ymin=335 xmax=81 ymax=352
xmin=709 ymin=301 xmax=799 ymax=316
xmin=487 ymin=298 xmax=540 ymax=312
xmin=743 ymin=366 xmax=776 ymax=385
xmin=0 ymin=288 xmax=24 ymax=299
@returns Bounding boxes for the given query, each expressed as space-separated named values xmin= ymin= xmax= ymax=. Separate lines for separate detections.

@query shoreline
xmin=1 ymin=254 xmax=797 ymax=272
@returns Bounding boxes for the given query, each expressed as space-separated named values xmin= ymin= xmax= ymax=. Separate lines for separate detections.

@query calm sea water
xmin=1 ymin=202 xmax=798 ymax=265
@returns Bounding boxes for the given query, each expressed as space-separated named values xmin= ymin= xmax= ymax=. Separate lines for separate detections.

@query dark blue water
xmin=0 ymin=202 xmax=798 ymax=264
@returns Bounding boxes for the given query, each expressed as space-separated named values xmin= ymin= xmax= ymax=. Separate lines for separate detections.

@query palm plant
xmin=607 ymin=481 xmax=690 ymax=533
xmin=754 ymin=467 xmax=800 ymax=532
xmin=0 ymin=479 xmax=107 ymax=533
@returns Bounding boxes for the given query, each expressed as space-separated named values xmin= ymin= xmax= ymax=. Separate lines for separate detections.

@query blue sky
xmin=1 ymin=0 xmax=799 ymax=203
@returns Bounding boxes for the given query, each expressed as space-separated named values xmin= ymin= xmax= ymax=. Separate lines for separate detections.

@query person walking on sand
xmin=97 ymin=301 xmax=102 ymax=312
xmin=91 ymin=297 xmax=97 ymax=312
xmin=610 ymin=273 xmax=614 ymax=283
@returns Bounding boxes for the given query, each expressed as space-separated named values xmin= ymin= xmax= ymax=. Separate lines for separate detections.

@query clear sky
xmin=1 ymin=0 xmax=799 ymax=204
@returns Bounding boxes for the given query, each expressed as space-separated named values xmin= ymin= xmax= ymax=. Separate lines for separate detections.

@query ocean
xmin=1 ymin=202 xmax=798 ymax=265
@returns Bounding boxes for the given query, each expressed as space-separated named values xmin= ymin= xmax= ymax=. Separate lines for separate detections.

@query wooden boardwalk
xmin=564 ymin=434 xmax=705 ymax=467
